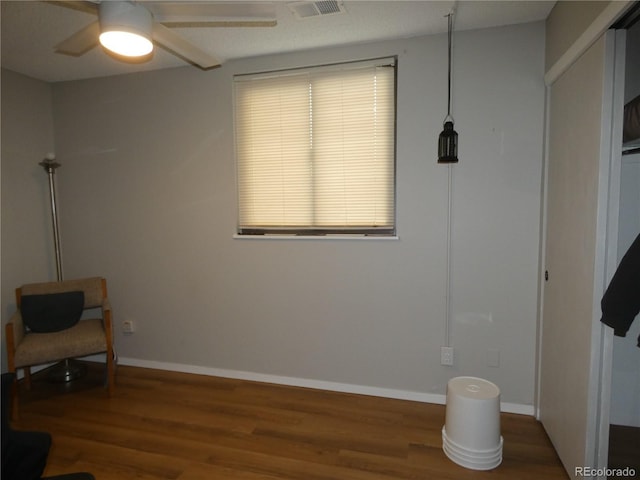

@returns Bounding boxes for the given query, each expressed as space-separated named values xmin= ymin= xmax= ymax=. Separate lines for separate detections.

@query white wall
xmin=1 ymin=69 xmax=57 ymax=373
xmin=6 ymin=22 xmax=544 ymax=408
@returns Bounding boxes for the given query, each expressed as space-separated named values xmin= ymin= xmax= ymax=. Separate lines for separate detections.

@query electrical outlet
xmin=122 ymin=320 xmax=134 ymax=334
xmin=440 ymin=346 xmax=454 ymax=366
xmin=487 ymin=348 xmax=500 ymax=367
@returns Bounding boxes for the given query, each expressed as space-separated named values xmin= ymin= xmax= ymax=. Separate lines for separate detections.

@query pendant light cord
xmin=446 ymin=11 xmax=453 ymax=119
xmin=444 ymin=9 xmax=455 ymax=347
xmin=445 ymin=164 xmax=453 ymax=347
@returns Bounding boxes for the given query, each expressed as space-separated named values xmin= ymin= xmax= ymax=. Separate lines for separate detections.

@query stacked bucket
xmin=442 ymin=376 xmax=503 ymax=470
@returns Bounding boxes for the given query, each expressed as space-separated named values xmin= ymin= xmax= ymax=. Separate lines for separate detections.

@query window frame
xmin=233 ymin=57 xmax=398 ymax=238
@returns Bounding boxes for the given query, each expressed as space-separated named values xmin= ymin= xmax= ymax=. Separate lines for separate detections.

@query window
xmin=234 ymin=58 xmax=396 ymax=236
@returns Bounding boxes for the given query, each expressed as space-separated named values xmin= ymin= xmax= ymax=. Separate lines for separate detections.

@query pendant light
xmin=438 ymin=11 xmax=458 ymax=164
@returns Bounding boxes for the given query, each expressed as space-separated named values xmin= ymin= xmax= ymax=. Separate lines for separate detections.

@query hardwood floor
xmin=11 ymin=363 xmax=568 ymax=480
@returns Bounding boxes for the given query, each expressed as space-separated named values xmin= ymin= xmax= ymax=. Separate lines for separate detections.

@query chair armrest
xmin=6 ymin=310 xmax=25 ymax=346
xmin=101 ymin=298 xmax=113 ymax=333
xmin=5 ymin=311 xmax=25 ymax=371
xmin=101 ymin=297 xmax=112 ymax=313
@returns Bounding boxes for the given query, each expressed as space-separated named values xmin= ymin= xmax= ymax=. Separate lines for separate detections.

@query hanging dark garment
xmin=600 ymin=233 xmax=640 ymax=347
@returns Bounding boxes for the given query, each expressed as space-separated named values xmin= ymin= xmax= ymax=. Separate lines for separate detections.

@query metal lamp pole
xmin=39 ymin=155 xmax=63 ymax=281
xmin=39 ymin=154 xmax=87 ymax=382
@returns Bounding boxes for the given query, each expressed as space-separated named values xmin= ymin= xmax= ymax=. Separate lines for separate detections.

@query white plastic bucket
xmin=442 ymin=376 xmax=503 ymax=470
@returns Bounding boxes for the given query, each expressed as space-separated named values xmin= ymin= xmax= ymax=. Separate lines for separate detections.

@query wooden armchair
xmin=5 ymin=277 xmax=115 ymax=416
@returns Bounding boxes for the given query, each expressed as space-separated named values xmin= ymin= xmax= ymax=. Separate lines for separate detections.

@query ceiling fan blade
xmin=46 ymin=0 xmax=98 ymax=16
xmin=146 ymin=2 xmax=277 ymax=27
xmin=152 ymin=23 xmax=221 ymax=69
xmin=55 ymin=21 xmax=100 ymax=56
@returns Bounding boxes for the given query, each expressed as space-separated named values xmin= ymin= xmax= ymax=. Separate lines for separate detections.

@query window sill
xmin=233 ymin=234 xmax=400 ymax=241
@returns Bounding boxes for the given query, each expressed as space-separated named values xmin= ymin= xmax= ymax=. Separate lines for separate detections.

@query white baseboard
xmin=118 ymin=356 xmax=535 ymax=416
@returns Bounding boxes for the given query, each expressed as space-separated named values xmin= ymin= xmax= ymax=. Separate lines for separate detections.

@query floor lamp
xmin=39 ymin=154 xmax=87 ymax=382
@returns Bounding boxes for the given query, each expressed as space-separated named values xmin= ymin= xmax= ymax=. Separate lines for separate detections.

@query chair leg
xmin=23 ymin=367 xmax=32 ymax=390
xmin=106 ymin=349 xmax=115 ymax=397
xmin=23 ymin=369 xmax=33 ymax=394
xmin=10 ymin=367 xmax=33 ymax=421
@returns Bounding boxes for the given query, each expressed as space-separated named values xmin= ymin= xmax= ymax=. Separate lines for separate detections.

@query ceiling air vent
xmin=288 ymin=1 xmax=346 ymax=19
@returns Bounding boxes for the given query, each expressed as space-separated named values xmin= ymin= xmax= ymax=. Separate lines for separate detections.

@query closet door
xmin=540 ymin=30 xmax=620 ymax=477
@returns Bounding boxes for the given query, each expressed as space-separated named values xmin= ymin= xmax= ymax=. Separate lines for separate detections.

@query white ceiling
xmin=1 ymin=1 xmax=555 ymax=83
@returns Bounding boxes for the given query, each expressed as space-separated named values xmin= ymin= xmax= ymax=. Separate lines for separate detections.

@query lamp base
xmin=46 ymin=358 xmax=87 ymax=383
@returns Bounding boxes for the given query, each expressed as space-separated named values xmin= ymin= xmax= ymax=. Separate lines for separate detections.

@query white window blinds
xmin=234 ymin=58 xmax=396 ymax=235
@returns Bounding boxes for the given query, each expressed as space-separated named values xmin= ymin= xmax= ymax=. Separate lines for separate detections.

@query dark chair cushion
xmin=20 ymin=292 xmax=85 ymax=333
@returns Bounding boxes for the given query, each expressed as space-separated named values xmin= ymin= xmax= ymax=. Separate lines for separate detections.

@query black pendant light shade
xmin=438 ymin=11 xmax=458 ymax=164
xmin=438 ymin=120 xmax=458 ymax=163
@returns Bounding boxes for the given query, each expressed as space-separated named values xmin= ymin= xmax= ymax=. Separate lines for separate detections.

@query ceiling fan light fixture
xmin=98 ymin=1 xmax=154 ymax=57
xmin=99 ymin=31 xmax=153 ymax=57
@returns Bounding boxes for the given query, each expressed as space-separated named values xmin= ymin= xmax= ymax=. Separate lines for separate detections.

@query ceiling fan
xmin=52 ymin=1 xmax=278 ymax=69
